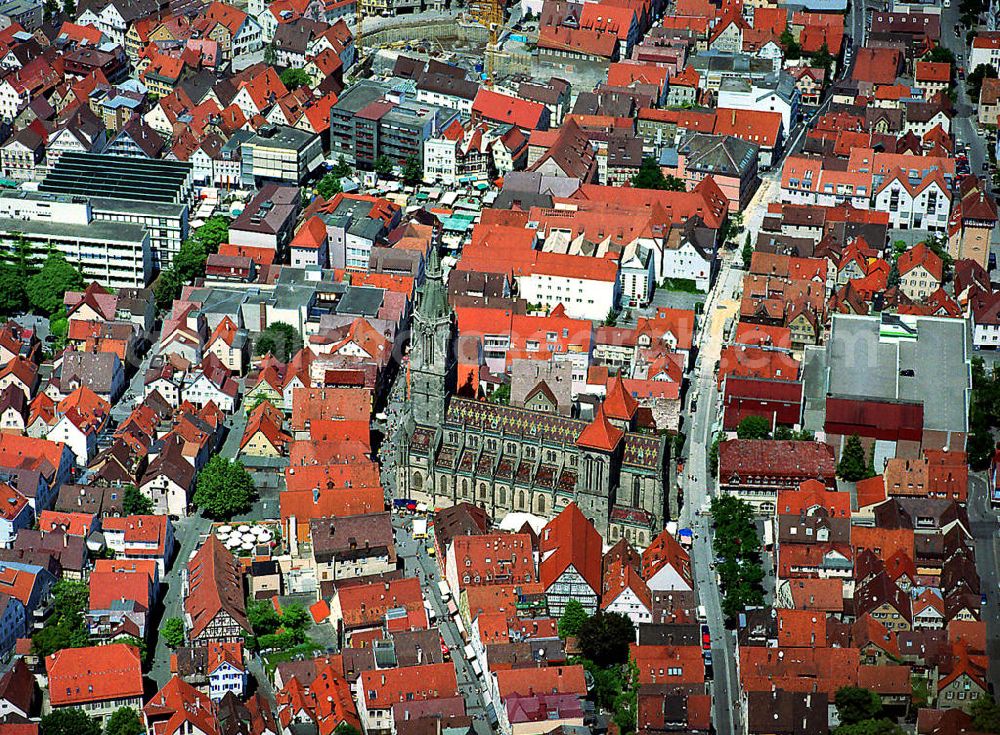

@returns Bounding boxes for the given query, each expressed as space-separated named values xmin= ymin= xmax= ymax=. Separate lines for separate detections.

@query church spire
xmin=417 ymin=246 xmax=449 ymax=322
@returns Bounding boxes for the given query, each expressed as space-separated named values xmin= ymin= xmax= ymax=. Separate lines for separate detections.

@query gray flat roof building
xmin=804 ymin=313 xmax=971 ymax=449
xmin=39 ymin=152 xmax=194 ymax=204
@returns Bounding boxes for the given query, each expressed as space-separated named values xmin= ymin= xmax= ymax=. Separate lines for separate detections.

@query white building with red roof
xmin=46 ymin=643 xmax=143 ymax=723
xmin=539 ymin=502 xmax=603 ymax=615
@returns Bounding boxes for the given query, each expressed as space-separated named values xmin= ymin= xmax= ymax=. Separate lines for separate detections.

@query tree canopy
xmin=32 ymin=579 xmax=90 ymax=657
xmin=174 ymin=239 xmax=208 ymax=283
xmin=26 ymin=251 xmax=84 ymax=315
xmin=40 ymin=708 xmax=101 ymax=735
xmin=193 ymin=455 xmax=256 ymax=519
xmin=190 ymin=216 xmax=229 ymax=254
xmin=122 ymin=485 xmax=153 ymax=516
xmin=968 ymin=63 xmax=998 ymax=101
xmin=374 ymin=155 xmax=394 ymax=177
xmin=280 ymin=67 xmax=311 ymax=91
xmin=835 ymin=686 xmax=884 ymax=726
xmin=254 ymin=322 xmax=303 ymax=362
xmin=632 ymin=157 xmax=686 ymax=191
xmin=736 ymin=415 xmax=771 ymax=440
xmin=577 ymin=610 xmax=635 ymax=667
xmin=710 ymin=495 xmax=765 ymax=620
xmin=402 ymin=156 xmax=423 ymax=186
xmin=154 ymin=269 xmax=182 ymax=311
xmin=317 ymin=172 xmax=343 ymax=199
xmin=162 ymin=617 xmax=186 ymax=648
xmin=837 ymin=434 xmax=874 ymax=482
xmin=558 ymin=598 xmax=588 ymax=638
xmin=971 ymin=695 xmax=1000 ymax=732
xmin=104 ymin=706 xmax=144 ymax=735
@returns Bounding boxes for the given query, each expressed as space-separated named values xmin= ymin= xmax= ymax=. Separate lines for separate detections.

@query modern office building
xmin=329 ymin=80 xmax=460 ymax=170
xmin=240 ymin=125 xmax=323 ymax=186
xmin=38 ymin=153 xmax=194 ymax=270
xmin=0 ymin=190 xmax=151 ymax=287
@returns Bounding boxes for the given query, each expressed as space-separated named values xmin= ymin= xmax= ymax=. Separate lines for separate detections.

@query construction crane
xmin=468 ymin=0 xmax=503 ymax=86
xmin=354 ymin=0 xmax=364 ymax=59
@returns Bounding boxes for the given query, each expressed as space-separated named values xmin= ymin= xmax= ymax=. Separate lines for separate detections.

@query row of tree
xmin=968 ymin=356 xmax=1000 ymax=470
xmin=735 ymin=415 xmax=815 ymax=442
xmin=154 ymin=216 xmax=230 ymax=310
xmin=314 ymin=154 xmax=423 ymax=200
xmin=710 ymin=495 xmax=766 ymax=620
xmin=41 ymin=706 xmax=142 ymax=735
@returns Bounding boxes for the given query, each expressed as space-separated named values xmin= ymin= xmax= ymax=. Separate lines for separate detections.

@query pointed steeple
xmin=416 ymin=246 xmax=449 ymax=322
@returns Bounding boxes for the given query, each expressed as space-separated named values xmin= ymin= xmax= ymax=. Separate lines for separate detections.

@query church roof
xmin=604 ymin=374 xmax=638 ymax=420
xmin=576 ymin=405 xmax=624 ymax=452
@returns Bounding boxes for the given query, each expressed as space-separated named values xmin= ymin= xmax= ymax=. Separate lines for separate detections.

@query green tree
xmin=0 ymin=265 xmax=26 ymax=315
xmin=280 ymin=67 xmax=311 ymax=91
xmin=247 ymin=598 xmax=280 ymax=636
xmin=254 ymin=321 xmax=303 ymax=362
xmin=41 ymin=708 xmax=101 ymax=735
xmin=612 ymin=659 xmax=639 ymax=735
xmin=191 ymin=216 xmax=229 ymax=255
xmin=374 ymin=155 xmax=394 ymax=177
xmin=334 ymin=725 xmax=363 ymax=735
xmin=280 ymin=603 xmax=311 ymax=642
xmin=708 ymin=431 xmax=724 ymax=478
xmin=122 ymin=484 xmax=153 ymax=516
xmin=835 ymin=686 xmax=883 ymax=726
xmin=924 ymin=44 xmax=955 ymax=65
xmin=577 ymin=611 xmax=635 ymax=667
xmin=971 ymin=695 xmax=1000 ymax=732
xmin=332 ymin=155 xmax=352 ymax=178
xmin=263 ymin=42 xmax=277 ymax=65
xmin=317 ymin=172 xmax=343 ymax=199
xmin=154 ymin=268 xmax=182 ymax=311
xmin=43 ymin=0 xmax=59 ymax=22
xmin=174 ymin=240 xmax=207 ymax=283
xmin=833 ymin=720 xmax=905 ymax=735
xmin=161 ymin=617 xmax=186 ymax=648
xmin=780 ymin=28 xmax=801 ymax=59
xmin=26 ymin=251 xmax=84 ymax=315
xmin=402 ymin=156 xmax=423 ymax=186
xmin=741 ymin=235 xmax=753 ymax=270
xmin=632 ymin=157 xmax=685 ymax=190
xmin=489 ymin=383 xmax=510 ymax=405
xmin=968 ymin=63 xmax=998 ymax=101
xmin=48 ymin=308 xmax=69 ymax=348
xmin=558 ymin=598 xmax=588 ymax=638
xmin=736 ymin=415 xmax=771 ymax=440
xmin=104 ymin=707 xmax=143 ymax=735
xmin=32 ymin=580 xmax=90 ymax=657
xmin=193 ymin=455 xmax=256 ymax=519
xmin=810 ymin=42 xmax=835 ymax=77
xmin=604 ymin=308 xmax=618 ymax=326
xmin=837 ymin=434 xmax=874 ymax=481
xmin=62 ymin=0 xmax=75 ymax=17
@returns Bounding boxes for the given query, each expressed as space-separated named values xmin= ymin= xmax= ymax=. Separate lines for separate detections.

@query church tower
xmin=409 ymin=246 xmax=454 ymax=427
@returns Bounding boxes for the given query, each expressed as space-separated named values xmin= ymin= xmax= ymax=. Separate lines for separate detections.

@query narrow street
xmin=967 ymin=474 xmax=1000 ymax=690
xmin=678 ymin=250 xmax=744 ymax=735
xmin=392 ymin=514 xmax=493 ymax=735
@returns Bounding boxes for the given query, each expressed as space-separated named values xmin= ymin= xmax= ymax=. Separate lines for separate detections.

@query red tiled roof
xmin=185 ymin=535 xmax=251 ymax=640
xmin=539 ymin=503 xmax=602 ymax=594
xmin=473 ymin=89 xmax=547 ymax=130
xmin=631 ymin=643 xmax=704 ymax=685
xmin=452 ymin=533 xmax=536 ymax=590
xmin=640 ymin=528 xmax=692 ymax=588
xmin=360 ymin=663 xmax=457 ymax=709
xmin=495 ymin=665 xmax=586 ymax=699
xmin=603 ymin=374 xmax=638 ymax=420
xmin=47 ymin=644 xmax=142 ymax=707
xmin=575 ymin=405 xmax=624 ymax=451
